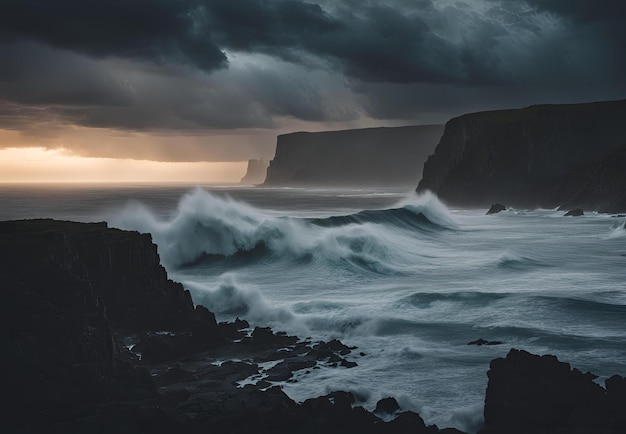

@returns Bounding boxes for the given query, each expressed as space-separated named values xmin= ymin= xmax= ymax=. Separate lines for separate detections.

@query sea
xmin=2 ymin=183 xmax=625 ymax=433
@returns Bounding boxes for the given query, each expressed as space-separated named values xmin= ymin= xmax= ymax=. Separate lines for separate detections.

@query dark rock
xmin=375 ymin=397 xmax=400 ymax=414
xmin=218 ymin=317 xmax=250 ymax=340
xmin=468 ymin=338 xmax=503 ymax=346
xmin=481 ymin=348 xmax=625 ymax=434
xmin=417 ymin=99 xmax=626 ymax=212
xmin=385 ymin=411 xmax=429 ymax=433
xmin=246 ymin=326 xmax=298 ymax=347
xmin=486 ymin=204 xmax=506 ymax=215
xmin=264 ymin=125 xmax=444 ymax=187
xmin=564 ymin=208 xmax=584 ymax=216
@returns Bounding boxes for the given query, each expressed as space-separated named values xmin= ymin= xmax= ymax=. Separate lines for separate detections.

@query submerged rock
xmin=467 ymin=338 xmax=503 ymax=346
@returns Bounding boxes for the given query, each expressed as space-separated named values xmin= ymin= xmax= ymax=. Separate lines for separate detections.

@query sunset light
xmin=0 ymin=147 xmax=246 ymax=183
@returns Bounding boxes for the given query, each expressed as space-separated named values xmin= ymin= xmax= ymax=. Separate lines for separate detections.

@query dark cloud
xmin=0 ymin=0 xmax=625 ymax=160
xmin=0 ymin=0 xmax=227 ymax=71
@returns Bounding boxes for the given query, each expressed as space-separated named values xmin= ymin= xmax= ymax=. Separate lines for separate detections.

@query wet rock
xmin=467 ymin=338 xmax=503 ymax=346
xmin=486 ymin=204 xmax=506 ymax=215
xmin=565 ymin=208 xmax=584 ymax=216
xmin=375 ymin=397 xmax=400 ymax=414
xmin=246 ymin=326 xmax=299 ymax=347
xmin=218 ymin=317 xmax=250 ymax=340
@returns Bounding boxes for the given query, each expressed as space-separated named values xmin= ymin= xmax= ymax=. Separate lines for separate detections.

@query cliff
xmin=2 ymin=219 xmax=222 ymax=431
xmin=417 ymin=99 xmax=626 ymax=211
xmin=264 ymin=125 xmax=444 ymax=187
xmin=239 ymin=158 xmax=268 ymax=185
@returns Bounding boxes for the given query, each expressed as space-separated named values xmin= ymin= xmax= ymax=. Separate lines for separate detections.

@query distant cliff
xmin=264 ymin=125 xmax=444 ymax=187
xmin=417 ymin=99 xmax=626 ymax=211
xmin=240 ymin=158 xmax=268 ymax=185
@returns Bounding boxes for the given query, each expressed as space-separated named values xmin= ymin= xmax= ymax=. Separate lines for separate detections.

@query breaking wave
xmin=606 ymin=220 xmax=626 ymax=239
xmin=108 ymin=188 xmax=455 ymax=273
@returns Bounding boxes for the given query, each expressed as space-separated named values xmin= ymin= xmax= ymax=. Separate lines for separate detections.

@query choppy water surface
xmin=2 ymin=184 xmax=625 ymax=432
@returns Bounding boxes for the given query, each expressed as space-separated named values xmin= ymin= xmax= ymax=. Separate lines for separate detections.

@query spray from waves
xmin=107 ymin=188 xmax=455 ymax=271
xmin=185 ymin=273 xmax=296 ymax=325
xmin=605 ymin=220 xmax=626 ymax=239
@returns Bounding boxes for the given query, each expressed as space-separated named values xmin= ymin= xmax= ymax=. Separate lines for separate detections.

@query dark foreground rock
xmin=2 ymin=219 xmax=461 ymax=434
xmin=479 ymin=349 xmax=626 ymax=434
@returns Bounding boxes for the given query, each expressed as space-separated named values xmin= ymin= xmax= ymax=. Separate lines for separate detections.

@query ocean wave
xmin=401 ymin=291 xmax=509 ymax=309
xmin=605 ymin=220 xmax=626 ymax=239
xmin=495 ymin=251 xmax=548 ymax=270
xmin=108 ymin=188 xmax=454 ymax=272
xmin=185 ymin=273 xmax=296 ymax=324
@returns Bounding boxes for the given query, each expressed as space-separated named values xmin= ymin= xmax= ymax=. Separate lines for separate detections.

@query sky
xmin=1 ymin=0 xmax=625 ymax=182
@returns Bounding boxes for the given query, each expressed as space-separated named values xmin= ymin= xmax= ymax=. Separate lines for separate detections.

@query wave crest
xmin=108 ymin=188 xmax=453 ymax=271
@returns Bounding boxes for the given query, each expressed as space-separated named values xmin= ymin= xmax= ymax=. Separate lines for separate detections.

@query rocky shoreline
xmin=3 ymin=219 xmax=625 ymax=433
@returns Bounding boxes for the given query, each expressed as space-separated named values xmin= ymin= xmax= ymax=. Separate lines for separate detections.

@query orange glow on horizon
xmin=0 ymin=147 xmax=247 ymax=183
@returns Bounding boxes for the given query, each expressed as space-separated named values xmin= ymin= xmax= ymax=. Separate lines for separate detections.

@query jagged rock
xmin=218 ymin=317 xmax=250 ymax=340
xmin=264 ymin=125 xmax=444 ymax=187
xmin=245 ymin=326 xmax=299 ymax=347
xmin=480 ymin=348 xmax=626 ymax=434
xmin=375 ymin=397 xmax=400 ymax=414
xmin=486 ymin=204 xmax=506 ymax=214
xmin=564 ymin=208 xmax=584 ymax=216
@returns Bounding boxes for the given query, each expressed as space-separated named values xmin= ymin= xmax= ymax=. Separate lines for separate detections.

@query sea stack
xmin=417 ymin=99 xmax=626 ymax=212
xmin=240 ymin=158 xmax=269 ymax=185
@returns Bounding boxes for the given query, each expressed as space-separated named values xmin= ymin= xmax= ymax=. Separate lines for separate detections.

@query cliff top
xmin=450 ymin=98 xmax=626 ymax=124
xmin=278 ymin=124 xmax=444 ymax=139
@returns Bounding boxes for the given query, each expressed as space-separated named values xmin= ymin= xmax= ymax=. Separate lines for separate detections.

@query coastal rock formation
xmin=264 ymin=125 xmax=444 ymax=187
xmin=486 ymin=204 xmax=506 ymax=215
xmin=2 ymin=219 xmax=461 ymax=434
xmin=564 ymin=208 xmax=584 ymax=217
xmin=240 ymin=158 xmax=268 ymax=185
xmin=480 ymin=349 xmax=626 ymax=434
xmin=417 ymin=99 xmax=626 ymax=211
xmin=551 ymin=143 xmax=626 ymax=213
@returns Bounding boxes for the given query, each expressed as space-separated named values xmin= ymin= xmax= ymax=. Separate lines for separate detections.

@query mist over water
xmin=2 ymin=184 xmax=625 ymax=433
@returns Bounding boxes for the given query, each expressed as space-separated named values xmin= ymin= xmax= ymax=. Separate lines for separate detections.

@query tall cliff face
xmin=417 ymin=99 xmax=626 ymax=210
xmin=2 ymin=219 xmax=221 ymax=429
xmin=264 ymin=125 xmax=444 ymax=187
xmin=240 ymin=158 xmax=268 ymax=185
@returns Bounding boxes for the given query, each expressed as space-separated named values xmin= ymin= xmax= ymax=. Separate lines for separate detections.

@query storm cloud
xmin=0 ymin=0 xmax=624 ymax=161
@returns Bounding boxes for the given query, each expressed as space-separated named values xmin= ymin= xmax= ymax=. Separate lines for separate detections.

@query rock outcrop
xmin=417 ymin=99 xmax=626 ymax=211
xmin=240 ymin=158 xmax=268 ymax=185
xmin=264 ymin=125 xmax=444 ymax=187
xmin=480 ymin=349 xmax=626 ymax=434
xmin=486 ymin=204 xmax=506 ymax=215
xmin=2 ymin=219 xmax=461 ymax=434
